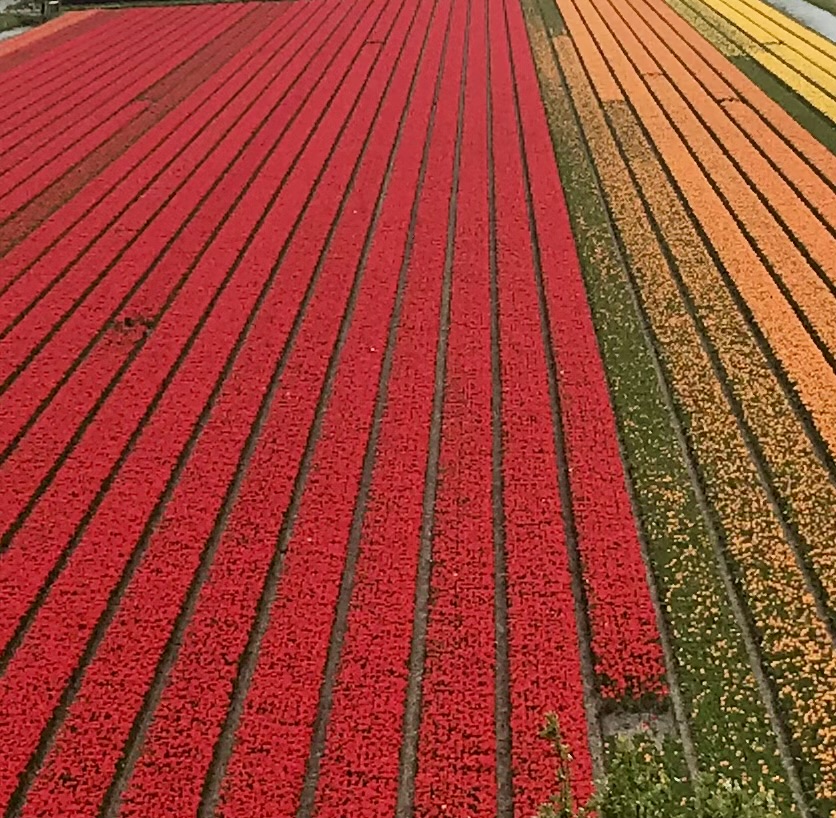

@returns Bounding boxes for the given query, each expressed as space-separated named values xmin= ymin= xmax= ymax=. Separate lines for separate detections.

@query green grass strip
xmin=529 ymin=0 xmax=566 ymax=34
xmin=0 ymin=11 xmax=37 ymax=32
xmin=730 ymin=53 xmax=836 ymax=152
xmin=792 ymin=0 xmax=836 ymax=16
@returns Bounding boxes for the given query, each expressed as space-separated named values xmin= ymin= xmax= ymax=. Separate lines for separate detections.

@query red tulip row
xmin=0 ymin=12 xmax=111 ymax=72
xmin=0 ymin=7 xmax=155 ymax=152
xmin=489 ymin=0 xmax=595 ymax=809
xmin=0 ymin=7 xmax=310 ymax=403
xmin=510 ymin=1 xmax=667 ymax=706
xmin=312 ymin=0 xmax=462 ymax=811
xmin=0 ymin=7 xmax=244 ymax=228
xmin=0 ymin=0 xmax=355 ymax=657
xmin=215 ymin=9 xmax=445 ymax=814
xmin=411 ymin=0 xmax=499 ymax=813
xmin=0 ymin=0 xmax=671 ymax=813
xmin=0 ymin=0 xmax=337 ymax=538
xmin=0 ymin=5 xmax=279 ymax=286
xmin=0 ymin=0 xmax=400 ymax=811
xmin=0 ymin=4 xmax=284 ymax=256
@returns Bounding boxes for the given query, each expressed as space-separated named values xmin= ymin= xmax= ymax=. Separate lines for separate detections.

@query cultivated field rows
xmin=2 ymin=0 xmax=836 ymax=814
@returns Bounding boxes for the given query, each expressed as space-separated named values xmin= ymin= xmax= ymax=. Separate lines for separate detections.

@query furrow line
xmin=0 ymin=0 xmax=341 ymax=541
xmin=486 ymin=2 xmax=514 ymax=813
xmin=589 ymin=0 xmax=836 ymax=645
xmin=559 ymin=0 xmax=836 ymax=805
xmin=196 ymin=2 xmax=439 ymax=813
xmin=0 ymin=6 xmax=241 ymax=228
xmin=0 ymin=6 xmax=185 ymax=152
xmin=0 ymin=0 xmax=395 ymax=811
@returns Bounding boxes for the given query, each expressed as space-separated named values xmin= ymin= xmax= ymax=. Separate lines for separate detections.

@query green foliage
xmin=537 ymin=714 xmax=577 ymax=818
xmin=0 ymin=11 xmax=36 ymax=31
xmin=537 ymin=714 xmax=783 ymax=818
xmin=691 ymin=775 xmax=782 ymax=818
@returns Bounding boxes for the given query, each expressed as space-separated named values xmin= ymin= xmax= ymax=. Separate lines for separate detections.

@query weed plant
xmin=537 ymin=714 xmax=782 ymax=818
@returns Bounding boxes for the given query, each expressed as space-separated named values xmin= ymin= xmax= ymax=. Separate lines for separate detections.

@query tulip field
xmin=1 ymin=0 xmax=835 ymax=815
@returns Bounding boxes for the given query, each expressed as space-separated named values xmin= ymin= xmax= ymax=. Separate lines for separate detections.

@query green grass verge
xmin=668 ymin=0 xmax=836 ymax=152
xmin=0 ymin=11 xmax=37 ymax=31
xmin=537 ymin=0 xmax=565 ymax=34
xmin=518 ymin=0 xmax=795 ymax=809
xmin=791 ymin=0 xmax=836 ymax=16
xmin=730 ymin=53 xmax=836 ymax=154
